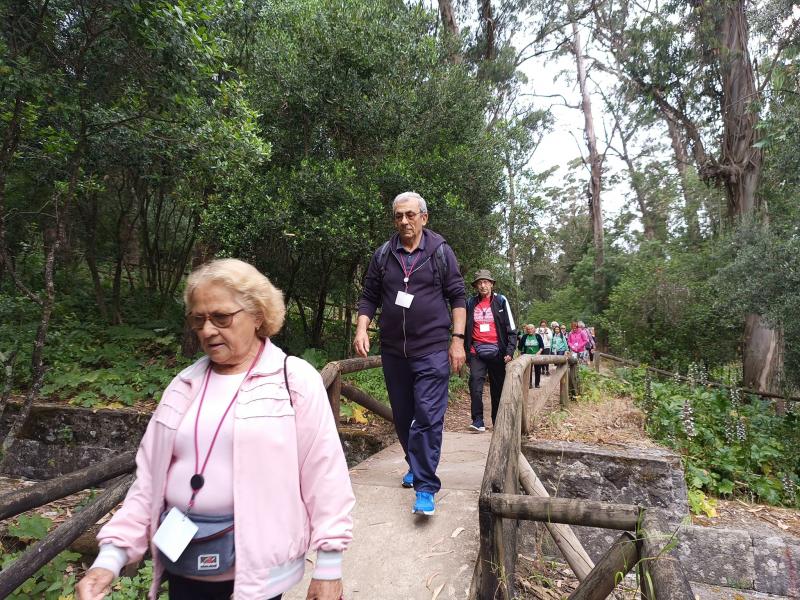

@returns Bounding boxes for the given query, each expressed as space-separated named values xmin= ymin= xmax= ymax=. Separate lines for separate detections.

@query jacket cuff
xmin=312 ymin=550 xmax=343 ymax=580
xmin=91 ymin=543 xmax=128 ymax=576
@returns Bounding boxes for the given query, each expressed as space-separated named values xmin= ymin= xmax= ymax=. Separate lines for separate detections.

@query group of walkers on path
xmin=76 ymin=190 xmax=594 ymax=600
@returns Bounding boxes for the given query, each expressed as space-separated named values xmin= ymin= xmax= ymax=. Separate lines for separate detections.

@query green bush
xmin=589 ymin=367 xmax=800 ymax=507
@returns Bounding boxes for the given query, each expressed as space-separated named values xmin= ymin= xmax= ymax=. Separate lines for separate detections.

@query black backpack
xmin=375 ymin=240 xmax=449 ymax=292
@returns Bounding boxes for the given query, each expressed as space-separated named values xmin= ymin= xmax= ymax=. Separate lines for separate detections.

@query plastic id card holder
xmin=395 ymin=290 xmax=414 ymax=308
xmin=153 ymin=507 xmax=199 ymax=562
xmin=479 ymin=323 xmax=490 ymax=332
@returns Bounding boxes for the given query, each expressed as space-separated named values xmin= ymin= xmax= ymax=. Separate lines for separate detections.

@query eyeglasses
xmin=394 ymin=210 xmax=423 ymax=222
xmin=186 ymin=309 xmax=245 ymax=330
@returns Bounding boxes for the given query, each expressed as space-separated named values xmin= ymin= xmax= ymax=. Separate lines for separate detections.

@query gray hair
xmin=578 ymin=321 xmax=586 ymax=328
xmin=184 ymin=258 xmax=285 ymax=338
xmin=392 ymin=191 xmax=428 ymax=214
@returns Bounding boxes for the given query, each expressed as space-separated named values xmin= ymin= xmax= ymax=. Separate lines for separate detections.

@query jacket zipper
xmin=392 ymin=251 xmax=432 ymax=358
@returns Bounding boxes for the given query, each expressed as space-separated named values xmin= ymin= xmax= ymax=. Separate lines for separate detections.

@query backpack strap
xmin=283 ymin=354 xmax=293 ymax=407
xmin=376 ymin=240 xmax=392 ymax=283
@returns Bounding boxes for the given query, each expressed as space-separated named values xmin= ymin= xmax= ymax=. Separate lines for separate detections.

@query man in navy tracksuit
xmin=354 ymin=191 xmax=466 ymax=516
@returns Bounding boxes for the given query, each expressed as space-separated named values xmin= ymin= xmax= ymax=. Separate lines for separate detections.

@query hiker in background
xmin=579 ymin=321 xmax=595 ymax=362
xmin=568 ymin=320 xmax=589 ymax=363
xmin=551 ymin=324 xmax=568 ymax=355
xmin=464 ymin=270 xmax=517 ymax=432
xmin=354 ymin=191 xmax=466 ymax=517
xmin=535 ymin=319 xmax=553 ymax=375
xmin=518 ymin=324 xmax=544 ymax=388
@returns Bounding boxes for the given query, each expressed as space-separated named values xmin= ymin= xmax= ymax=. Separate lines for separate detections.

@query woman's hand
xmin=76 ymin=567 xmax=115 ymax=600
xmin=306 ymin=578 xmax=343 ymax=600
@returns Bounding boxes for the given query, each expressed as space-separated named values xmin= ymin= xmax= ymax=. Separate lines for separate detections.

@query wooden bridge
xmin=0 ymin=354 xmax=697 ymax=599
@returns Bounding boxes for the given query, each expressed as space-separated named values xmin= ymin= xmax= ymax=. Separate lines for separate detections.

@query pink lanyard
xmin=395 ymin=250 xmax=423 ymax=286
xmin=187 ymin=340 xmax=265 ymax=513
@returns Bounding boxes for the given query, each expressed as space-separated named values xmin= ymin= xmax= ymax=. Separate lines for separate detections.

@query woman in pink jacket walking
xmin=567 ymin=321 xmax=589 ymax=363
xmin=77 ymin=259 xmax=355 ymax=600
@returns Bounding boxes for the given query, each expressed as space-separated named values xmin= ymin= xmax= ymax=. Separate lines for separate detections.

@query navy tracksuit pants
xmin=381 ymin=350 xmax=450 ymax=494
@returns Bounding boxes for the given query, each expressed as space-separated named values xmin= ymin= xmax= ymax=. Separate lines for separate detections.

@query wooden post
xmin=560 ymin=366 xmax=570 ymax=409
xmin=638 ymin=510 xmax=695 ymax=600
xmin=568 ymin=356 xmax=580 ymax=399
xmin=569 ymin=531 xmax=639 ymax=600
xmin=593 ymin=352 xmax=600 ymax=372
xmin=340 ymin=382 xmax=393 ymax=423
xmin=521 ymin=361 xmax=531 ymax=435
xmin=327 ymin=372 xmax=342 ymax=424
xmin=475 ymin=359 xmax=526 ymax=599
xmin=0 ymin=474 xmax=134 ymax=598
xmin=518 ymin=454 xmax=594 ymax=580
xmin=0 ymin=450 xmax=135 ymax=521
xmin=489 ymin=493 xmax=642 ymax=530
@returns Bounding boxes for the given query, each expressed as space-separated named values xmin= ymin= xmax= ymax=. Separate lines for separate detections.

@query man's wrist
xmin=451 ymin=332 xmax=465 ymax=339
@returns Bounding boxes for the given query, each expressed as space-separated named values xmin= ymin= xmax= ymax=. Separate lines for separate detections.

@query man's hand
xmin=503 ymin=354 xmax=512 ymax=363
xmin=353 ymin=329 xmax=370 ymax=357
xmin=306 ymin=578 xmax=343 ymax=600
xmin=449 ymin=338 xmax=466 ymax=373
xmin=353 ymin=315 xmax=371 ymax=358
xmin=76 ymin=567 xmax=114 ymax=600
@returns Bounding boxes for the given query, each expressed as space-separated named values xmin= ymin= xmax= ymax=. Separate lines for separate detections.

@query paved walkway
xmin=284 ymin=431 xmax=491 ymax=600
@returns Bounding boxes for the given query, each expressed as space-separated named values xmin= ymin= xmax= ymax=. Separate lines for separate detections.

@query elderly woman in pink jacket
xmin=77 ymin=259 xmax=355 ymax=600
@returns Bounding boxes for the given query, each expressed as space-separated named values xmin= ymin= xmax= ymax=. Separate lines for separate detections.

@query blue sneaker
xmin=469 ymin=418 xmax=486 ymax=432
xmin=401 ymin=470 xmax=414 ymax=488
xmin=412 ymin=491 xmax=435 ymax=516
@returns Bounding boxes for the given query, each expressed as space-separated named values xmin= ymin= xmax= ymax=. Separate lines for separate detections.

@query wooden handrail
xmin=0 ymin=450 xmax=136 ymax=521
xmin=488 ymin=493 xmax=642 ymax=530
xmin=595 ymin=351 xmax=799 ymax=403
xmin=0 ymin=474 xmax=134 ymax=598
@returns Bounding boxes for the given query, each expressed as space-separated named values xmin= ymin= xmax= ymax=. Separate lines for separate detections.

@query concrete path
xmin=284 ymin=431 xmax=491 ymax=600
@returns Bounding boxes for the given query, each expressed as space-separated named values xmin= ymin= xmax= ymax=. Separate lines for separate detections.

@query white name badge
xmin=152 ymin=507 xmax=199 ymax=562
xmin=395 ymin=290 xmax=414 ymax=308
xmin=479 ymin=323 xmax=490 ymax=332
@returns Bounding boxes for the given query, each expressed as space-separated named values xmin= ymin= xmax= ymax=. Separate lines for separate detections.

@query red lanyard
xmin=187 ymin=340 xmax=265 ymax=513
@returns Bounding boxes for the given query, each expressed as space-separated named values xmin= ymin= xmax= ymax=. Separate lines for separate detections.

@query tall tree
xmin=571 ymin=19 xmax=605 ymax=304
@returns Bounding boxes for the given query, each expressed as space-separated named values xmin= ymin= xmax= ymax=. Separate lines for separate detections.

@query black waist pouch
xmin=158 ymin=511 xmax=235 ymax=576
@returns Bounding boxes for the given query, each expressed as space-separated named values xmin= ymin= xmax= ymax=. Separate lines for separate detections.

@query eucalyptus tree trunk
xmin=505 ymin=154 xmax=518 ymax=284
xmin=479 ymin=0 xmax=496 ymax=60
xmin=664 ymin=114 xmax=700 ymax=243
xmin=438 ymin=0 xmax=462 ymax=63
xmin=572 ymin=21 xmax=604 ymax=298
xmin=706 ymin=0 xmax=782 ymax=394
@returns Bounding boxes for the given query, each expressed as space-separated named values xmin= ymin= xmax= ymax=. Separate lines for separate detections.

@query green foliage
xmin=7 ymin=514 xmax=52 ymax=542
xmin=0 ymin=547 xmax=80 ymax=600
xmin=608 ymin=367 xmax=800 ymax=507
xmin=598 ymin=241 xmax=739 ymax=374
xmin=107 ymin=560 xmax=168 ymax=600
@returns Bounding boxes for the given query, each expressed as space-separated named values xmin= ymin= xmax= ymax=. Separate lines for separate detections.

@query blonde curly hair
xmin=184 ymin=259 xmax=285 ymax=339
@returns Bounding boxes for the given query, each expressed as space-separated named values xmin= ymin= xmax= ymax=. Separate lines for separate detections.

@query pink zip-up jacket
xmin=96 ymin=340 xmax=355 ymax=599
xmin=567 ymin=330 xmax=587 ymax=353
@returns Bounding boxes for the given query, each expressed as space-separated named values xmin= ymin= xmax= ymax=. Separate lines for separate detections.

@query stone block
xmin=677 ymin=525 xmax=755 ymax=589
xmin=752 ymin=533 xmax=800 ymax=598
xmin=520 ymin=440 xmax=688 ymax=561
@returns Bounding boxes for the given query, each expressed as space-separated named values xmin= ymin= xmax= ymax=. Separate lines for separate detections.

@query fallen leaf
xmin=431 ymin=583 xmax=445 ymax=600
xmin=421 ymin=550 xmax=454 ymax=559
xmin=451 ymin=527 xmax=465 ymax=538
xmin=426 ymin=572 xmax=440 ymax=588
xmin=430 ymin=536 xmax=445 ymax=550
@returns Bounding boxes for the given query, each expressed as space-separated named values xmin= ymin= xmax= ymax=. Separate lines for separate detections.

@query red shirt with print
xmin=471 ymin=296 xmax=498 ymax=350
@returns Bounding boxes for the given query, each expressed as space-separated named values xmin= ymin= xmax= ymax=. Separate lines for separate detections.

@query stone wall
xmin=0 ymin=402 xmax=391 ymax=479
xmin=518 ymin=439 xmax=799 ymax=598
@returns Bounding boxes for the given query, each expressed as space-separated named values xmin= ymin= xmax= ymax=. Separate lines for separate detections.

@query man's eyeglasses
xmin=186 ymin=309 xmax=245 ymax=330
xmin=394 ymin=210 xmax=423 ymax=222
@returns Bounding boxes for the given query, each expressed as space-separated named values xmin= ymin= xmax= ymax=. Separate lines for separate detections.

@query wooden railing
xmin=470 ymin=353 xmax=695 ymax=599
xmin=594 ymin=351 xmax=799 ymax=404
xmin=0 ymin=355 xmax=388 ymax=596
